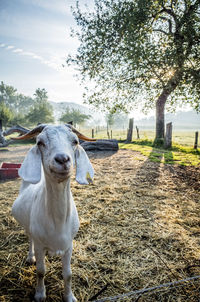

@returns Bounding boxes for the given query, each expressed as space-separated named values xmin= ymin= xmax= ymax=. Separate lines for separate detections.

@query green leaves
xmin=68 ymin=0 xmax=200 ymax=114
xmin=59 ymin=107 xmax=90 ymax=126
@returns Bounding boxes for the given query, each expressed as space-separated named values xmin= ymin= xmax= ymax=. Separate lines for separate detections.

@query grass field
xmin=79 ymin=128 xmax=199 ymax=147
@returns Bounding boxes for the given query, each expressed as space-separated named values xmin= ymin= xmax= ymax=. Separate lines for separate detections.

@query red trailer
xmin=0 ymin=163 xmax=21 ymax=180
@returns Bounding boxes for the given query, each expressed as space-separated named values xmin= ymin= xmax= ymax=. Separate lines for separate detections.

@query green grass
xmin=119 ymin=141 xmax=200 ymax=166
xmin=80 ymin=128 xmax=198 ymax=147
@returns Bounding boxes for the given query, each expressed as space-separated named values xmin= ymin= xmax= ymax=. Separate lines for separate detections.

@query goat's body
xmin=12 ymin=175 xmax=79 ymax=255
xmin=11 ymin=125 xmax=94 ymax=302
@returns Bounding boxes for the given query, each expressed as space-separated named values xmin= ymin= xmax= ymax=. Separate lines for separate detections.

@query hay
xmin=0 ymin=146 xmax=200 ymax=302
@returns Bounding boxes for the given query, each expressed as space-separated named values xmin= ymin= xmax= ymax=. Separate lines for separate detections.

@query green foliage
xmin=69 ymin=0 xmax=200 ymax=113
xmin=59 ymin=107 xmax=90 ymax=126
xmin=153 ymin=138 xmax=165 ymax=147
xmin=26 ymin=102 xmax=54 ymax=125
xmin=105 ymin=112 xmax=115 ymax=128
xmin=34 ymin=88 xmax=48 ymax=104
xmin=0 ymin=102 xmax=13 ymax=127
xmin=0 ymin=81 xmax=17 ymax=111
xmin=0 ymin=82 xmax=54 ymax=127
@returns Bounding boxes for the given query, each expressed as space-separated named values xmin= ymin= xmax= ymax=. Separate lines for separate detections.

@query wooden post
xmin=92 ymin=129 xmax=94 ymax=138
xmin=126 ymin=118 xmax=134 ymax=143
xmin=164 ymin=122 xmax=172 ymax=149
xmin=136 ymin=126 xmax=140 ymax=139
xmin=194 ymin=131 xmax=198 ymax=149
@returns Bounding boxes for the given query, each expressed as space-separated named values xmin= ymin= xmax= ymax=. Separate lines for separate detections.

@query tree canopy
xmin=0 ymin=102 xmax=13 ymax=128
xmin=0 ymin=82 xmax=54 ymax=127
xmin=69 ymin=0 xmax=200 ymax=141
xmin=59 ymin=107 xmax=91 ymax=126
xmin=26 ymin=89 xmax=54 ymax=125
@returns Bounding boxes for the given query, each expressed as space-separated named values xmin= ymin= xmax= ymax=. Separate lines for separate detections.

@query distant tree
xmin=59 ymin=107 xmax=91 ymax=127
xmin=105 ymin=112 xmax=115 ymax=129
xmin=0 ymin=81 xmax=17 ymax=111
xmin=0 ymin=102 xmax=13 ymax=128
xmin=11 ymin=113 xmax=27 ymax=126
xmin=0 ymin=82 xmax=34 ymax=116
xmin=26 ymin=88 xmax=54 ymax=125
xmin=26 ymin=102 xmax=54 ymax=125
xmin=112 ymin=112 xmax=129 ymax=129
xmin=69 ymin=0 xmax=200 ymax=144
xmin=34 ymin=88 xmax=48 ymax=104
xmin=15 ymin=94 xmax=34 ymax=114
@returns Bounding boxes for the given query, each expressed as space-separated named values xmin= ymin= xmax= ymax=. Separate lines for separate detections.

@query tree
xmin=26 ymin=102 xmax=54 ymax=125
xmin=26 ymin=88 xmax=54 ymax=125
xmin=34 ymin=88 xmax=48 ymax=104
xmin=105 ymin=112 xmax=115 ymax=129
xmin=69 ymin=0 xmax=200 ymax=143
xmin=0 ymin=81 xmax=17 ymax=111
xmin=0 ymin=102 xmax=13 ymax=128
xmin=59 ymin=107 xmax=91 ymax=126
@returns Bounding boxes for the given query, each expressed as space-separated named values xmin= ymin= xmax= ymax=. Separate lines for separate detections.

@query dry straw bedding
xmin=0 ymin=146 xmax=200 ymax=302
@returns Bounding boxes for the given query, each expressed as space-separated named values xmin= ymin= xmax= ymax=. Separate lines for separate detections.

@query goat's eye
xmin=37 ymin=141 xmax=45 ymax=147
xmin=73 ymin=139 xmax=78 ymax=146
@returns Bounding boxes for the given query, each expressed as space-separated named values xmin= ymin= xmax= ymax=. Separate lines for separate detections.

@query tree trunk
xmin=155 ymin=91 xmax=169 ymax=140
xmin=81 ymin=139 xmax=118 ymax=151
xmin=155 ymin=69 xmax=183 ymax=143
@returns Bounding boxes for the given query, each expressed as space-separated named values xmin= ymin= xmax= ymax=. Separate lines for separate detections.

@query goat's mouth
xmin=50 ymin=167 xmax=72 ymax=180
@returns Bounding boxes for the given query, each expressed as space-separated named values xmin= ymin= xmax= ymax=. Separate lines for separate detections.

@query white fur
xmin=12 ymin=125 xmax=94 ymax=302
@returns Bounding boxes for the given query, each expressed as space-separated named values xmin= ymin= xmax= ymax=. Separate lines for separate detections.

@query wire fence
xmin=90 ymin=275 xmax=200 ymax=302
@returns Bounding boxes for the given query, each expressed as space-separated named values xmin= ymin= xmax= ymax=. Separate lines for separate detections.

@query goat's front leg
xmin=34 ymin=244 xmax=46 ymax=302
xmin=26 ymin=237 xmax=36 ymax=264
xmin=62 ymin=244 xmax=76 ymax=302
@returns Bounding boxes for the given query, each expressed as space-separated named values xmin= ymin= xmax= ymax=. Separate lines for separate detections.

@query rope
xmin=92 ymin=275 xmax=200 ymax=302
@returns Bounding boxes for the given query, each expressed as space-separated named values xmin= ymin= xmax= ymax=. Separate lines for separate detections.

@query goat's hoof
xmin=26 ymin=255 xmax=36 ymax=265
xmin=34 ymin=291 xmax=46 ymax=302
xmin=63 ymin=293 xmax=77 ymax=302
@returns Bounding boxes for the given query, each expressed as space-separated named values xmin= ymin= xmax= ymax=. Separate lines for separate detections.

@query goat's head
xmin=14 ymin=124 xmax=95 ymax=184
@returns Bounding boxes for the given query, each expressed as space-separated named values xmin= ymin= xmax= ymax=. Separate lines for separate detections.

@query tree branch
xmin=159 ymin=8 xmax=178 ymax=29
xmin=153 ymin=28 xmax=171 ymax=36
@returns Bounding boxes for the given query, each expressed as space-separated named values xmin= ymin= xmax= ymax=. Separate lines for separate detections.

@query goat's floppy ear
xmin=75 ymin=145 xmax=94 ymax=185
xmin=18 ymin=145 xmax=42 ymax=184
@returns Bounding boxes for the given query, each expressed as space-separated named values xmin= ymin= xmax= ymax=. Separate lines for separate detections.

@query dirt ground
xmin=0 ymin=145 xmax=200 ymax=302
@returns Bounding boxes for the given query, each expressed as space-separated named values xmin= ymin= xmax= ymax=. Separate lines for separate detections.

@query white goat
xmin=12 ymin=124 xmax=95 ymax=302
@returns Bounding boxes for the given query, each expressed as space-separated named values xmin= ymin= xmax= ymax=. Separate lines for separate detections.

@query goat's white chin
xmin=49 ymin=167 xmax=72 ymax=182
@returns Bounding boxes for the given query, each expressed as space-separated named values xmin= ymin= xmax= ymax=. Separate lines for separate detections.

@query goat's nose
xmin=54 ymin=153 xmax=70 ymax=165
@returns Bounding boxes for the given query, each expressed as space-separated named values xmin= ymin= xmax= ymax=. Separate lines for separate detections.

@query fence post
xmin=126 ymin=118 xmax=134 ymax=143
xmin=164 ymin=122 xmax=172 ymax=149
xmin=92 ymin=129 xmax=94 ymax=138
xmin=136 ymin=126 xmax=140 ymax=139
xmin=194 ymin=131 xmax=198 ymax=149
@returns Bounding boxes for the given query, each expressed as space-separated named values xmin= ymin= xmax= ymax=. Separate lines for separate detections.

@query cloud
xmin=12 ymin=48 xmax=23 ymax=53
xmin=0 ymin=42 xmax=72 ymax=72
xmin=6 ymin=45 xmax=14 ymax=49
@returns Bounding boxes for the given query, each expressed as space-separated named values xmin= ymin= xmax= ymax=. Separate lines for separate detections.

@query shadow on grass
xmin=121 ymin=139 xmax=175 ymax=165
xmin=148 ymin=149 xmax=175 ymax=165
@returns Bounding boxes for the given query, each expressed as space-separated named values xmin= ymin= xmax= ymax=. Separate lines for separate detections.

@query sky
xmin=0 ymin=0 xmax=88 ymax=104
xmin=0 ymin=0 xmax=196 ymax=121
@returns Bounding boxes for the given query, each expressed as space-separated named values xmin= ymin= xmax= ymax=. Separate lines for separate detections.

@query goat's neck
xmin=44 ymin=175 xmax=71 ymax=228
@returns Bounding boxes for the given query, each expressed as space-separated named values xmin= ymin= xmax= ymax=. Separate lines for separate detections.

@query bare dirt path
xmin=0 ymin=146 xmax=199 ymax=301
